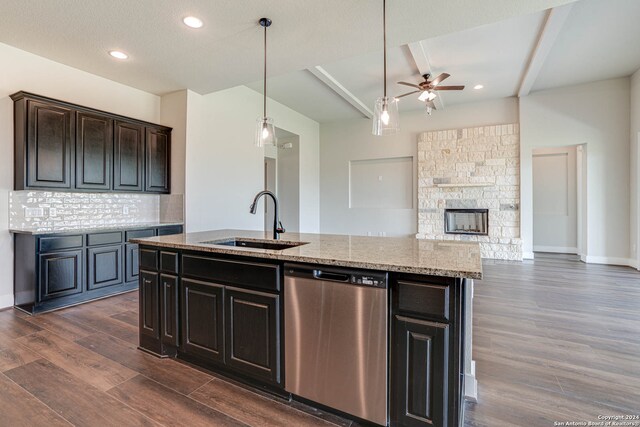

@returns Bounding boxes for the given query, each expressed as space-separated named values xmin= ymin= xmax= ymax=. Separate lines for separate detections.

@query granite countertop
xmin=9 ymin=222 xmax=184 ymax=235
xmin=132 ymin=229 xmax=482 ymax=279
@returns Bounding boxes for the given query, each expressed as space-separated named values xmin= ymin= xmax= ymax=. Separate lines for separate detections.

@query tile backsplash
xmin=9 ymin=191 xmax=183 ymax=232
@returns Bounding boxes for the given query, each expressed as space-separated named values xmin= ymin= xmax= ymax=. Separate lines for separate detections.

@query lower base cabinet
xmin=14 ymin=225 xmax=182 ymax=314
xmin=39 ymin=250 xmax=84 ymax=301
xmin=392 ymin=316 xmax=449 ymax=427
xmin=180 ymin=278 xmax=224 ymax=362
xmin=225 ymin=287 xmax=280 ymax=385
xmin=140 ymin=248 xmax=283 ymax=389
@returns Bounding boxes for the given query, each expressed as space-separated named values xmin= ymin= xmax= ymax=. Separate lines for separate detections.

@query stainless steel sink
xmin=201 ymin=238 xmax=307 ymax=251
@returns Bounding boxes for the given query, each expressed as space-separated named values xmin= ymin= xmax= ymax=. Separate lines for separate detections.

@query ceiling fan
xmin=396 ymin=73 xmax=465 ymax=113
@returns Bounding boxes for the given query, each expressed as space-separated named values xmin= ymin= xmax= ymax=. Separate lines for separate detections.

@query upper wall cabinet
xmin=11 ymin=92 xmax=171 ymax=194
xmin=145 ymin=127 xmax=170 ymax=193
xmin=76 ymin=111 xmax=113 ymax=191
xmin=114 ymin=121 xmax=145 ymax=192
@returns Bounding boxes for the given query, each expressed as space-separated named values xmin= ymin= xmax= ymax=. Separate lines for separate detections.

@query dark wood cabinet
xmin=392 ymin=316 xmax=449 ymax=427
xmin=11 ymin=92 xmax=171 ymax=194
xmin=180 ymin=278 xmax=224 ymax=362
xmin=225 ymin=287 xmax=281 ymax=385
xmin=14 ymin=225 xmax=182 ymax=315
xmin=22 ymin=100 xmax=74 ymax=189
xmin=87 ymin=244 xmax=123 ymax=290
xmin=161 ymin=274 xmax=179 ymax=347
xmin=145 ymin=127 xmax=170 ymax=193
xmin=139 ymin=270 xmax=160 ymax=340
xmin=39 ymin=250 xmax=83 ymax=301
xmin=75 ymin=112 xmax=113 ymax=190
xmin=125 ymin=243 xmax=140 ymax=283
xmin=114 ymin=121 xmax=144 ymax=192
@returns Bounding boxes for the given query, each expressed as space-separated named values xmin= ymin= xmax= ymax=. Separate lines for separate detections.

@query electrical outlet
xmin=24 ymin=207 xmax=44 ymax=218
xmin=123 ymin=206 xmax=130 ymax=215
xmin=49 ymin=208 xmax=57 ymax=217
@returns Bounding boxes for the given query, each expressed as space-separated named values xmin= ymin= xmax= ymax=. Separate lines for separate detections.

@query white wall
xmin=520 ymin=77 xmax=631 ymax=263
xmin=630 ymin=68 xmax=640 ymax=268
xmin=160 ymin=90 xmax=188 ymax=195
xmin=185 ymin=86 xmax=319 ymax=234
xmin=277 ymin=136 xmax=301 ymax=232
xmin=320 ymin=97 xmax=519 ymax=237
xmin=0 ymin=42 xmax=161 ymax=308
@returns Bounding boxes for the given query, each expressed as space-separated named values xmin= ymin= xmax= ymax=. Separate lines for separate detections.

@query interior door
xmin=532 ymin=146 xmax=578 ymax=253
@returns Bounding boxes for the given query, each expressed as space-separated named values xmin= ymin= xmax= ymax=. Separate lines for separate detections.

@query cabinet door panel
xmin=87 ymin=244 xmax=123 ymax=290
xmin=225 ymin=287 xmax=280 ymax=385
xmin=161 ymin=274 xmax=179 ymax=347
xmin=181 ymin=278 xmax=224 ymax=362
xmin=125 ymin=243 xmax=140 ymax=283
xmin=75 ymin=111 xmax=113 ymax=190
xmin=145 ymin=127 xmax=170 ymax=193
xmin=27 ymin=100 xmax=73 ymax=188
xmin=114 ymin=121 xmax=144 ymax=191
xmin=39 ymin=250 xmax=83 ymax=301
xmin=392 ymin=316 xmax=449 ymax=427
xmin=139 ymin=270 xmax=160 ymax=339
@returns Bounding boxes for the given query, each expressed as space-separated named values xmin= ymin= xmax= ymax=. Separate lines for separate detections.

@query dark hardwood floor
xmin=465 ymin=253 xmax=640 ymax=426
xmin=0 ymin=253 xmax=638 ymax=426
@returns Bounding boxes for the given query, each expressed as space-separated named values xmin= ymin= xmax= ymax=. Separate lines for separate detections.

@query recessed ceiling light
xmin=474 ymin=84 xmax=484 ymax=90
xmin=109 ymin=50 xmax=128 ymax=60
xmin=183 ymin=16 xmax=203 ymax=28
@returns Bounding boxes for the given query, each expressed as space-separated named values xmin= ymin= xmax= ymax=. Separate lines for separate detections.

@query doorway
xmin=532 ymin=145 xmax=580 ymax=254
xmin=263 ymin=127 xmax=300 ymax=233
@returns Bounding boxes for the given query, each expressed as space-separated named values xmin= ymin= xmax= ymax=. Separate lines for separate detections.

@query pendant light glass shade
xmin=372 ymin=96 xmax=399 ymax=136
xmin=255 ymin=117 xmax=277 ymax=147
xmin=372 ymin=0 xmax=399 ymax=136
xmin=255 ymin=18 xmax=276 ymax=147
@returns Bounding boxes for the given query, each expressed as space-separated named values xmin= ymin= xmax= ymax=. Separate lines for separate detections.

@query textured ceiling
xmin=0 ymin=0 xmax=573 ymax=95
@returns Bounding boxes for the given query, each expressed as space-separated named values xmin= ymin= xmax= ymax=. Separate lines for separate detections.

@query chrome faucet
xmin=249 ymin=190 xmax=285 ymax=240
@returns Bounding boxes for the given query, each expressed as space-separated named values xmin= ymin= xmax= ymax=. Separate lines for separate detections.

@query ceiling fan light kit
xmin=255 ymin=17 xmax=277 ymax=147
xmin=397 ymin=73 xmax=465 ymax=116
xmin=372 ymin=0 xmax=399 ymax=136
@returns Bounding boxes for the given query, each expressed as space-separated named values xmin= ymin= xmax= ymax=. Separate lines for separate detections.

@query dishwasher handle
xmin=313 ymin=270 xmax=350 ymax=282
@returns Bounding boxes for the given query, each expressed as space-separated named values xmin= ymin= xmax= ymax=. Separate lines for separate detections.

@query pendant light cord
xmin=263 ymin=22 xmax=267 ymax=119
xmin=383 ymin=0 xmax=387 ymax=98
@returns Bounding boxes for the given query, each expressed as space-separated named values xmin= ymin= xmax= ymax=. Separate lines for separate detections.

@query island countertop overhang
xmin=131 ymin=229 xmax=482 ymax=279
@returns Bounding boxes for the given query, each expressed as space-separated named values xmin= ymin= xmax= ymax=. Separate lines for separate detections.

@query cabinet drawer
xmin=182 ymin=255 xmax=280 ymax=292
xmin=139 ymin=248 xmax=158 ymax=270
xmin=160 ymin=251 xmax=179 ymax=274
xmin=87 ymin=231 xmax=123 ymax=246
xmin=39 ymin=235 xmax=83 ymax=252
xmin=125 ymin=229 xmax=155 ymax=242
xmin=397 ymin=280 xmax=450 ymax=322
xmin=157 ymin=225 xmax=183 ymax=236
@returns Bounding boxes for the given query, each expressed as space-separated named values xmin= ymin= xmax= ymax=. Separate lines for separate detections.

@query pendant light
xmin=372 ymin=0 xmax=399 ymax=136
xmin=255 ymin=17 xmax=277 ymax=147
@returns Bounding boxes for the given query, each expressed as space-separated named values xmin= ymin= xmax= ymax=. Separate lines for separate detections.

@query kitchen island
xmin=132 ymin=229 xmax=481 ymax=427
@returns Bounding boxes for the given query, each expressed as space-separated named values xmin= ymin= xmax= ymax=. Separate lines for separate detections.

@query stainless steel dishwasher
xmin=284 ymin=263 xmax=388 ymax=426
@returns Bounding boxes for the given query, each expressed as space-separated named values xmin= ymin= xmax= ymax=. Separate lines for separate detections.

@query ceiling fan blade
xmin=398 ymin=81 xmax=422 ymax=89
xmin=396 ymin=90 xmax=421 ymax=99
xmin=430 ymin=73 xmax=450 ymax=86
xmin=432 ymin=85 xmax=465 ymax=91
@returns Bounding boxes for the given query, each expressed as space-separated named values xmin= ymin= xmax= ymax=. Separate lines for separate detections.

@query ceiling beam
xmin=307 ymin=66 xmax=373 ymax=119
xmin=517 ymin=3 xmax=574 ymax=97
xmin=407 ymin=41 xmax=445 ymax=110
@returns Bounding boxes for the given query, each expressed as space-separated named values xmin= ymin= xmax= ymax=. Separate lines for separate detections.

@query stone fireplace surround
xmin=416 ymin=124 xmax=523 ymax=260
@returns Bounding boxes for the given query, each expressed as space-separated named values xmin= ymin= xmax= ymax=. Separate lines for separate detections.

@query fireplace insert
xmin=444 ymin=209 xmax=489 ymax=235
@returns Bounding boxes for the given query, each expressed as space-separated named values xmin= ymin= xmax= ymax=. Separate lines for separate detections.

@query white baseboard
xmin=522 ymin=251 xmax=535 ymax=260
xmin=533 ymin=246 xmax=578 ymax=254
xmin=584 ymin=256 xmax=637 ymax=267
xmin=464 ymin=361 xmax=478 ymax=402
xmin=0 ymin=293 xmax=14 ymax=310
